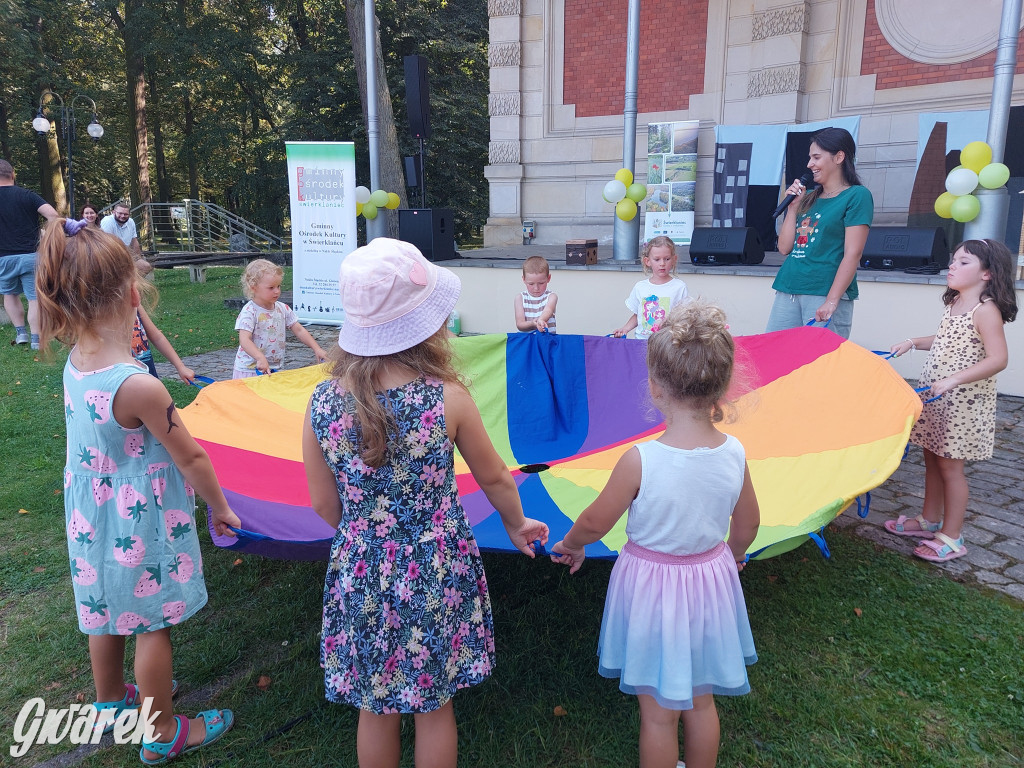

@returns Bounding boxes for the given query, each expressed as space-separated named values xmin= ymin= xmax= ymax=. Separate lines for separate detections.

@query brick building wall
xmin=861 ymin=0 xmax=1024 ymax=90
xmin=562 ymin=0 xmax=708 ymax=118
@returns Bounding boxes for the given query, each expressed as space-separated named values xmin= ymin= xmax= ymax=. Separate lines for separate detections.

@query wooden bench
xmin=147 ymin=251 xmax=291 ymax=282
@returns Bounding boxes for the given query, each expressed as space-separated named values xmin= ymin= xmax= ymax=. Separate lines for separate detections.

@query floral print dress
xmin=310 ymin=376 xmax=495 ymax=714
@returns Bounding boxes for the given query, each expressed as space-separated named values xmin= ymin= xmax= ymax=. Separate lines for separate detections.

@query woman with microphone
xmin=765 ymin=127 xmax=873 ymax=339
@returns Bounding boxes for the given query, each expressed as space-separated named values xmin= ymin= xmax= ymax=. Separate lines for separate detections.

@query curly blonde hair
xmin=646 ymin=299 xmax=734 ymax=422
xmin=241 ymin=258 xmax=284 ymax=300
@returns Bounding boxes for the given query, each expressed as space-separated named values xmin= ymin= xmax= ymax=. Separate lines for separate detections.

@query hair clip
xmin=64 ymin=219 xmax=88 ymax=236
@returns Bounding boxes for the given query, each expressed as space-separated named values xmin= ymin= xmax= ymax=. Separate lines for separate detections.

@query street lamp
xmin=32 ymin=90 xmax=104 ymax=216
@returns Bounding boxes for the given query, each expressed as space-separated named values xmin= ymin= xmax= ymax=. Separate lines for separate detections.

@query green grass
xmin=2 ymin=271 xmax=1023 ymax=766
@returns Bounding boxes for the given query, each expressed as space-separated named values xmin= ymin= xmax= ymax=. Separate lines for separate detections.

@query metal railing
xmin=101 ymin=200 xmax=285 ymax=254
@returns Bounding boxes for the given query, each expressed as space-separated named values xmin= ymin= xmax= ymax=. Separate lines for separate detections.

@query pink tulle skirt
xmin=597 ymin=540 xmax=757 ymax=710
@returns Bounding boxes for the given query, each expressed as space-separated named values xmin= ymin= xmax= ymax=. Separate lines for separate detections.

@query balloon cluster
xmin=603 ymin=169 xmax=647 ymax=221
xmin=355 ymin=186 xmax=401 ymax=220
xmin=934 ymin=141 xmax=1010 ymax=223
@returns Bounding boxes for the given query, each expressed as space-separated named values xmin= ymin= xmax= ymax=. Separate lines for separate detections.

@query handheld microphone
xmin=771 ymin=171 xmax=816 ymax=219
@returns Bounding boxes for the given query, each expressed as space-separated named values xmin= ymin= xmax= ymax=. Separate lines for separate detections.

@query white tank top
xmin=625 ymin=435 xmax=747 ymax=555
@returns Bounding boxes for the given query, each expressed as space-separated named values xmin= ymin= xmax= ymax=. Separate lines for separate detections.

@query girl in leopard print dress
xmin=883 ymin=240 xmax=1017 ymax=563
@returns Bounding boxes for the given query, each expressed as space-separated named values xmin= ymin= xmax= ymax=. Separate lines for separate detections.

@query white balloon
xmin=603 ymin=179 xmax=627 ymax=204
xmin=355 ymin=186 xmax=371 ymax=204
xmin=945 ymin=168 xmax=979 ymax=197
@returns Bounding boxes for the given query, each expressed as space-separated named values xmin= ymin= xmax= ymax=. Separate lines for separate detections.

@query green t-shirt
xmin=772 ymin=184 xmax=873 ymax=300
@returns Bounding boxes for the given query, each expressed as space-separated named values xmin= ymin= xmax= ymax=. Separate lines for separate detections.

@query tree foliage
xmin=0 ymin=0 xmax=489 ymax=240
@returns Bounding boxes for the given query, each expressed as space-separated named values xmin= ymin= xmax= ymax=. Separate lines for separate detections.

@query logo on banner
xmin=296 ymin=167 xmax=345 ymax=204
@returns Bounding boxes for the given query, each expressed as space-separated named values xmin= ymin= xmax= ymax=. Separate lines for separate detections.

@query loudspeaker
xmin=403 ymin=156 xmax=420 ymax=189
xmin=399 ymin=208 xmax=454 ymax=261
xmin=403 ymin=55 xmax=431 ymax=140
xmin=689 ymin=227 xmax=765 ymax=266
xmin=860 ymin=227 xmax=948 ymax=270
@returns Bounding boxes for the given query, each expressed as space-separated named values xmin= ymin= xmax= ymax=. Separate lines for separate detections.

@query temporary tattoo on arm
xmin=165 ymin=403 xmax=179 ymax=434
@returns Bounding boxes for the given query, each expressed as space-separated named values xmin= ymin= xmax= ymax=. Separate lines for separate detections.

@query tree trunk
xmin=120 ymin=1 xmax=152 ymax=206
xmin=183 ymin=88 xmax=199 ymax=200
xmin=37 ymin=132 xmax=67 ymax=214
xmin=148 ymin=65 xmax=172 ymax=203
xmin=345 ymin=0 xmax=408 ymax=238
xmin=0 ymin=99 xmax=11 ymax=162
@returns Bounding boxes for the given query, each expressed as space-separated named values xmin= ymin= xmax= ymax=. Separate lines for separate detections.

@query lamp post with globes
xmin=32 ymin=90 xmax=104 ymax=217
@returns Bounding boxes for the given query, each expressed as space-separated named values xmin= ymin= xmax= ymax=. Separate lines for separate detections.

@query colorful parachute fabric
xmin=179 ymin=327 xmax=921 ymax=561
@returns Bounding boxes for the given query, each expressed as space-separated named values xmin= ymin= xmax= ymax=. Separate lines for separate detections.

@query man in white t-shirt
xmin=100 ymin=201 xmax=152 ymax=275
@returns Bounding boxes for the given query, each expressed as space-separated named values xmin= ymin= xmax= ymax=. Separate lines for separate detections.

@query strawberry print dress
xmin=310 ymin=376 xmax=495 ymax=714
xmin=63 ymin=359 xmax=207 ymax=635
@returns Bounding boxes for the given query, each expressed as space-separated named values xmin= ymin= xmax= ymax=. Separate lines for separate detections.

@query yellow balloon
xmin=356 ymin=202 xmax=363 ymax=216
xmin=614 ymin=168 xmax=633 ymax=187
xmin=960 ymin=141 xmax=992 ymax=173
xmin=386 ymin=192 xmax=401 ymax=210
xmin=615 ymin=198 xmax=637 ymax=221
xmin=933 ymin=192 xmax=956 ymax=219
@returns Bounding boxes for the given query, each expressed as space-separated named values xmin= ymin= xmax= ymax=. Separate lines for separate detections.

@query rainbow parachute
xmin=180 ymin=328 xmax=921 ymax=561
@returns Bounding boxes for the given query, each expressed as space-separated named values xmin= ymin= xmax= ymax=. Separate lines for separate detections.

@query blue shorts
xmin=0 ymin=253 xmax=37 ymax=300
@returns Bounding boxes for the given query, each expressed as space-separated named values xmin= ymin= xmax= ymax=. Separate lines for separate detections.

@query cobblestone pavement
xmin=159 ymin=327 xmax=1024 ymax=602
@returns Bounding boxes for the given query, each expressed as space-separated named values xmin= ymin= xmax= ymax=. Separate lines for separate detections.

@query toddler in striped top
xmin=514 ymin=255 xmax=558 ymax=333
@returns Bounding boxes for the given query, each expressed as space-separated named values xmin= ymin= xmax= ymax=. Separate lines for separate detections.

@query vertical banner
xmin=286 ymin=141 xmax=357 ymax=325
xmin=644 ymin=120 xmax=699 ymax=246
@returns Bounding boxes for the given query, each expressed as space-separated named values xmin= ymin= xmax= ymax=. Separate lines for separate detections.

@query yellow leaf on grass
xmin=18 ymin=508 xmax=30 ymax=515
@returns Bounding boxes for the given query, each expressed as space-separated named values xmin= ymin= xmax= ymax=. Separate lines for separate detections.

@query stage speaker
xmin=403 ymin=55 xmax=431 ymax=140
xmin=860 ymin=227 xmax=948 ymax=270
xmin=399 ymin=208 xmax=455 ymax=261
xmin=403 ymin=156 xmax=420 ymax=189
xmin=689 ymin=227 xmax=765 ymax=266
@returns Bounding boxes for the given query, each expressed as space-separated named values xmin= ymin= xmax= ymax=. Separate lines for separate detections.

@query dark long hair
xmin=943 ymin=239 xmax=1018 ymax=323
xmin=797 ymin=127 xmax=862 ymax=214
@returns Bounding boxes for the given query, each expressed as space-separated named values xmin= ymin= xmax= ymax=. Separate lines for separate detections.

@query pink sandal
xmin=884 ymin=514 xmax=941 ymax=538
xmin=915 ymin=532 xmax=967 ymax=563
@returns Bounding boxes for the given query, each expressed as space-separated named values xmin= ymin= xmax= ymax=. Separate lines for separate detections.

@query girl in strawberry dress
xmin=36 ymin=219 xmax=239 ymax=764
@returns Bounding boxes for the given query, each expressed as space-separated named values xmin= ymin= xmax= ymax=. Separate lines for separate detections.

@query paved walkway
xmin=160 ymin=327 xmax=1024 ymax=602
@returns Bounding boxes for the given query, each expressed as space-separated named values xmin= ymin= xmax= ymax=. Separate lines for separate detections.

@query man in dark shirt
xmin=0 ymin=160 xmax=59 ymax=349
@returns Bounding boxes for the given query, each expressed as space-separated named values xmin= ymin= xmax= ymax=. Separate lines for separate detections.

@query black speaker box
xmin=403 ymin=55 xmax=431 ymax=140
xmin=689 ymin=227 xmax=765 ymax=266
xmin=403 ymin=156 xmax=420 ymax=189
xmin=399 ymin=208 xmax=454 ymax=261
xmin=860 ymin=227 xmax=948 ymax=270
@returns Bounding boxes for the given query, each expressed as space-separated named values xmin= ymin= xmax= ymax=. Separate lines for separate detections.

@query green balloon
xmin=950 ymin=194 xmax=980 ymax=223
xmin=369 ymin=189 xmax=389 ymax=208
xmin=978 ymin=162 xmax=1010 ymax=190
xmin=626 ymin=183 xmax=647 ymax=203
xmin=362 ymin=202 xmax=378 ymax=220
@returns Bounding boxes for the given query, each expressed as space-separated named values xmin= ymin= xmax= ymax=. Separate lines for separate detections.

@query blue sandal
xmin=139 ymin=709 xmax=234 ymax=765
xmin=94 ymin=680 xmax=179 ymax=735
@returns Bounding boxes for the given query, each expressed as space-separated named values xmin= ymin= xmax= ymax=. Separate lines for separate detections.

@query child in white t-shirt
xmin=233 ymin=259 xmax=327 ymax=378
xmin=613 ymin=236 xmax=689 ymax=339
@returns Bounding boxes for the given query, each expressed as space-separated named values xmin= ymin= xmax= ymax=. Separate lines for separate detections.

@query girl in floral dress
xmin=302 ymin=238 xmax=549 ymax=767
xmin=36 ymin=220 xmax=238 ymax=764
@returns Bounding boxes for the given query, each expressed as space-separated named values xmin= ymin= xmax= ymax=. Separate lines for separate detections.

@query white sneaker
xmin=30 ymin=340 xmax=40 ymax=350
xmin=15 ymin=329 xmax=30 ymax=345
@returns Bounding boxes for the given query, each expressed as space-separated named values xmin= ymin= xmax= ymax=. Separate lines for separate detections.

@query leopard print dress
xmin=910 ymin=301 xmax=997 ymax=461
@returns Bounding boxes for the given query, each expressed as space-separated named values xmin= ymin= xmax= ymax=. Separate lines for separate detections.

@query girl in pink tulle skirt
xmin=552 ymin=300 xmax=760 ymax=768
